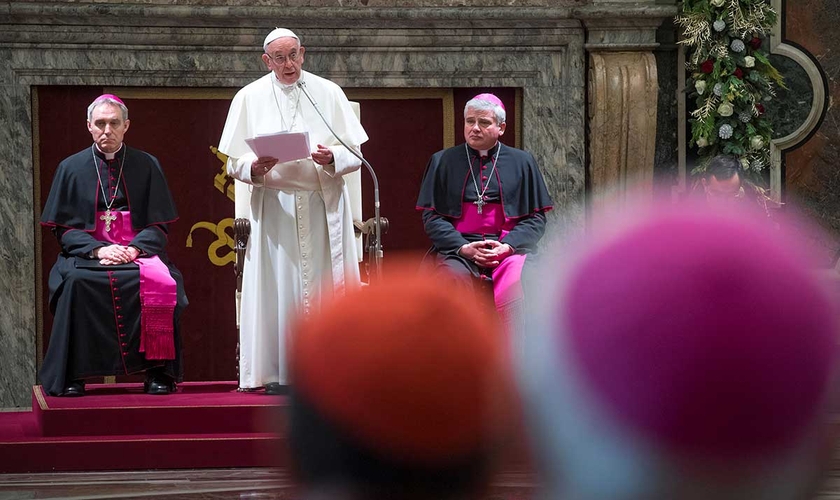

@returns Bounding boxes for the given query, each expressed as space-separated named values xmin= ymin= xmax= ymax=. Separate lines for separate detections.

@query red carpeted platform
xmin=0 ymin=382 xmax=288 ymax=473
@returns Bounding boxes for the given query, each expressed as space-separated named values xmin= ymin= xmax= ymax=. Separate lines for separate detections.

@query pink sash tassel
xmin=136 ymin=257 xmax=177 ymax=359
xmin=94 ymin=211 xmax=177 ymax=360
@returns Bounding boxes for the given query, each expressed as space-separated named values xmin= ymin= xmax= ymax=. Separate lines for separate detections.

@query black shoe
xmin=61 ymin=380 xmax=85 ymax=397
xmin=144 ymin=373 xmax=175 ymax=395
xmin=263 ymin=382 xmax=289 ymax=396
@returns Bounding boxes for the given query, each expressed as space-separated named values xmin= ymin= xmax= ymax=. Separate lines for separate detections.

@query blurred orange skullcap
xmin=289 ymin=265 xmax=511 ymax=465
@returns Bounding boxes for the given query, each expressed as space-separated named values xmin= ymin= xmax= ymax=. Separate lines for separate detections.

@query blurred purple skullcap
xmin=566 ymin=208 xmax=835 ymax=455
xmin=517 ymin=204 xmax=839 ymax=498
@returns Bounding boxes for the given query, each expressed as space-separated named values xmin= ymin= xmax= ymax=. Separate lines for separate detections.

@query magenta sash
xmin=452 ymin=203 xmax=526 ymax=308
xmin=93 ymin=211 xmax=176 ymax=360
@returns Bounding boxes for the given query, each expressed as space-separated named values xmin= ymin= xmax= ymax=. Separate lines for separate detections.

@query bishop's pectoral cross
xmin=100 ymin=210 xmax=117 ymax=232
xmin=474 ymin=197 xmax=486 ymax=215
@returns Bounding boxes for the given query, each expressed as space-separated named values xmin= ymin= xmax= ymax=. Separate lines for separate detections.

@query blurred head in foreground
xmin=288 ymin=264 xmax=512 ymax=499
xmin=695 ymin=155 xmax=779 ymax=222
xmin=517 ymin=205 xmax=839 ymax=500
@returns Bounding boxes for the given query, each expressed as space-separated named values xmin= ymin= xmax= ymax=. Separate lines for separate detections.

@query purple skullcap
xmin=95 ymin=94 xmax=125 ymax=106
xmin=472 ymin=93 xmax=505 ymax=111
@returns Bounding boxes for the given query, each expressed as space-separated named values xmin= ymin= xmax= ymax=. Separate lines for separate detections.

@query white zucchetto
xmin=263 ymin=28 xmax=299 ymax=51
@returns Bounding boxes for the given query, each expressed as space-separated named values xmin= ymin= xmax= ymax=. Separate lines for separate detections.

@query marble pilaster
xmin=653 ymin=19 xmax=680 ymax=191
xmin=584 ymin=15 xmax=665 ymax=221
xmin=587 ymin=51 xmax=659 ymax=219
xmin=0 ymin=70 xmax=35 ymax=410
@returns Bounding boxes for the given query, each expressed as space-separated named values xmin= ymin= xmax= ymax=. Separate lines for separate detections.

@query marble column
xmin=584 ymin=15 xmax=664 ymax=223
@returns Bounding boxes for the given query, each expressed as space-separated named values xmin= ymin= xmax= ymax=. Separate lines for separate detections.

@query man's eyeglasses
xmin=265 ymin=51 xmax=300 ymax=66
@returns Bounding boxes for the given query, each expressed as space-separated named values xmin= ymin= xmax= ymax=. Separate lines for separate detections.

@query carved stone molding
xmin=583 ymin=13 xmax=667 ymax=222
xmin=766 ymin=0 xmax=829 ymax=203
xmin=587 ymin=51 xmax=659 ymax=220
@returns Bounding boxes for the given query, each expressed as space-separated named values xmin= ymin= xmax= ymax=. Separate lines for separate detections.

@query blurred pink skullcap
xmin=472 ymin=93 xmax=505 ymax=111
xmin=94 ymin=94 xmax=125 ymax=106
xmin=560 ymin=207 xmax=837 ymax=458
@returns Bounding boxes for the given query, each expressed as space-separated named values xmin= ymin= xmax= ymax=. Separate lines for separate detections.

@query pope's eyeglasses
xmin=265 ymin=51 xmax=299 ymax=66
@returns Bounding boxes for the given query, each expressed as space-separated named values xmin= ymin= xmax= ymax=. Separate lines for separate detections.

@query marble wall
xmin=0 ymin=1 xmax=674 ymax=407
xmin=654 ymin=19 xmax=679 ymax=190
xmin=778 ymin=1 xmax=840 ymax=267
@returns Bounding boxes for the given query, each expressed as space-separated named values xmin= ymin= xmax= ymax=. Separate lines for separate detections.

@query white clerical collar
xmin=94 ymin=143 xmax=122 ymax=160
xmin=272 ymin=73 xmax=299 ymax=92
xmin=477 ymin=142 xmax=500 ymax=157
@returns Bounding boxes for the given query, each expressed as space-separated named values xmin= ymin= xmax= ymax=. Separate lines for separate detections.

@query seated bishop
xmin=39 ymin=94 xmax=188 ymax=397
xmin=416 ymin=93 xmax=553 ymax=329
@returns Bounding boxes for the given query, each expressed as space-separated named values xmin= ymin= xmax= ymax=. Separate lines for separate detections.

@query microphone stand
xmin=297 ymin=79 xmax=384 ymax=282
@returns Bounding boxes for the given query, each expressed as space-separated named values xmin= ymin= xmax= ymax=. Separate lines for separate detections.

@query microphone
xmin=297 ymin=79 xmax=384 ymax=281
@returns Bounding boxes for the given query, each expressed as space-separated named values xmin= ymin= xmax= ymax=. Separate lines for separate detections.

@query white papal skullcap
xmin=263 ymin=28 xmax=299 ymax=51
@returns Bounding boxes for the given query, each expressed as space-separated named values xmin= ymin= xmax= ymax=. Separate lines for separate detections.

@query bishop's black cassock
xmin=39 ymin=144 xmax=188 ymax=396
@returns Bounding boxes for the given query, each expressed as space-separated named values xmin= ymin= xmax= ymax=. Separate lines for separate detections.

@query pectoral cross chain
xmin=464 ymin=143 xmax=501 ymax=217
xmin=100 ymin=210 xmax=117 ymax=232
xmin=91 ymin=146 xmax=126 ymax=234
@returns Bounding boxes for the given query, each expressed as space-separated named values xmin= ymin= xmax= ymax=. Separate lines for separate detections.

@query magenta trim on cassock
xmin=452 ymin=202 xmax=526 ymax=308
xmin=93 ymin=211 xmax=176 ymax=359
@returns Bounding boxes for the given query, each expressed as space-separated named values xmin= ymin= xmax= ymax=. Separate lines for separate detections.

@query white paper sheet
xmin=244 ymin=131 xmax=311 ymax=163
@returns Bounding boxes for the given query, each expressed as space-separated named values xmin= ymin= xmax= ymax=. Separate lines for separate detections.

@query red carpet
xmin=0 ymin=382 xmax=287 ymax=473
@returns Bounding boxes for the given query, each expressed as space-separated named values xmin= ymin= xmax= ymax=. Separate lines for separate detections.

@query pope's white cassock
xmin=218 ymin=69 xmax=368 ymax=388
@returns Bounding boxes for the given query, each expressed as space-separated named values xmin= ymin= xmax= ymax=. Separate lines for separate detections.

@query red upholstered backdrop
xmin=352 ymin=96 xmax=443 ymax=268
xmin=35 ymin=86 xmax=516 ymax=382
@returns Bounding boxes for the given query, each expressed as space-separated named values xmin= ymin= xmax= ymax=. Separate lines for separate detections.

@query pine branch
xmin=676 ymin=13 xmax=711 ymax=54
xmin=690 ymin=94 xmax=720 ymax=120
